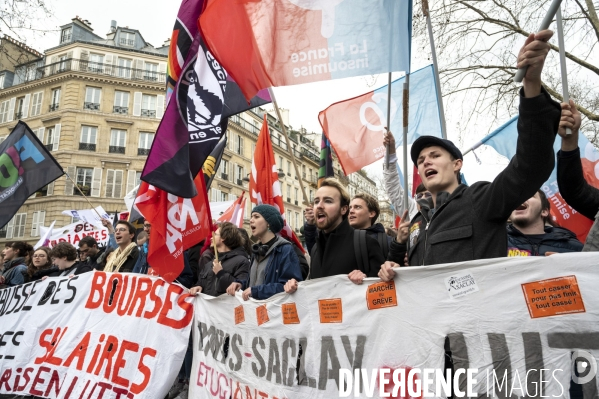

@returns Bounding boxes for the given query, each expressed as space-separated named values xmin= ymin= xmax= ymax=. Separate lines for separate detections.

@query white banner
xmin=0 ymin=272 xmax=192 ymax=398
xmin=62 ymin=206 xmax=110 ymax=229
xmin=190 ymin=253 xmax=599 ymax=399
xmin=39 ymin=221 xmax=109 ymax=248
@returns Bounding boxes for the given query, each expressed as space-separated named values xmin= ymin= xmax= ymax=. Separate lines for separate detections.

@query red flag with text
xmin=217 ymin=191 xmax=247 ymax=228
xmin=135 ymin=176 xmax=212 ymax=282
xmin=250 ymin=115 xmax=304 ymax=252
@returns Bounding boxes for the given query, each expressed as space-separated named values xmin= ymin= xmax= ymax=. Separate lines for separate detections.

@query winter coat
xmin=557 ymin=147 xmax=599 ymax=251
xmin=1 ymin=258 xmax=27 ymax=287
xmin=42 ymin=262 xmax=93 ymax=278
xmin=240 ymin=236 xmax=303 ymax=300
xmin=383 ymin=153 xmax=419 ymax=220
xmin=388 ymin=87 xmax=561 ymax=266
xmin=83 ymin=247 xmax=109 ymax=271
xmin=507 ymin=225 xmax=583 ymax=256
xmin=310 ymin=218 xmax=385 ymax=279
xmin=197 ymin=246 xmax=250 ymax=296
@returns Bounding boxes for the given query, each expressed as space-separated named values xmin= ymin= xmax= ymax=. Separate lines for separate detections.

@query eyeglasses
xmin=415 ymin=192 xmax=433 ymax=200
xmin=115 ymin=227 xmax=129 ymax=233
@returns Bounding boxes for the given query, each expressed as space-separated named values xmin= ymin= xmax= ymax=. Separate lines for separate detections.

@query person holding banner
xmin=379 ymin=29 xmax=562 ymax=276
xmin=226 ymin=205 xmax=302 ymax=300
xmin=557 ymin=99 xmax=599 ymax=251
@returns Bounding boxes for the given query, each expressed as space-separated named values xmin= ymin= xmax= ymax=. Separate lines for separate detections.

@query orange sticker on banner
xmin=366 ymin=281 xmax=398 ymax=310
xmin=318 ymin=298 xmax=343 ymax=323
xmin=282 ymin=303 xmax=300 ymax=324
xmin=234 ymin=305 xmax=245 ymax=325
xmin=256 ymin=305 xmax=269 ymax=326
xmin=522 ymin=275 xmax=585 ymax=318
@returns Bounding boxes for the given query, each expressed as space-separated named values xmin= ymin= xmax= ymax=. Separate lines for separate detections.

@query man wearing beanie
xmin=226 ymin=204 xmax=303 ymax=300
xmin=380 ymin=29 xmax=561 ymax=278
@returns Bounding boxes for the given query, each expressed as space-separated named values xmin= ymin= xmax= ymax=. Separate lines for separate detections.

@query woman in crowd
xmin=226 ymin=205 xmax=303 ymax=300
xmin=190 ymin=222 xmax=250 ymax=297
xmin=27 ymin=247 xmax=53 ymax=282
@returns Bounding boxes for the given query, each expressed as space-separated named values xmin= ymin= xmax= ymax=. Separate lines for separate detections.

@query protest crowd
xmin=1 ymin=2 xmax=599 ymax=397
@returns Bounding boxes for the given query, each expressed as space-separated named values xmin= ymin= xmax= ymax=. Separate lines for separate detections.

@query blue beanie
xmin=252 ymin=205 xmax=284 ymax=234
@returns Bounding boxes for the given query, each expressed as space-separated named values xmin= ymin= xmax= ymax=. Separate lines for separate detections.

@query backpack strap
xmin=354 ymin=230 xmax=370 ymax=274
xmin=377 ymin=232 xmax=389 ymax=257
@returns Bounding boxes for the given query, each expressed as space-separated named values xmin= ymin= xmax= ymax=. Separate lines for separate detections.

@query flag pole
xmin=267 ymin=87 xmax=310 ymax=205
xmin=385 ymin=72 xmax=392 ymax=168
xmin=402 ymin=74 xmax=410 ymax=213
xmin=556 ymin=5 xmax=571 ymax=135
xmin=65 ymin=172 xmax=105 ymax=219
xmin=422 ymin=0 xmax=447 ymax=139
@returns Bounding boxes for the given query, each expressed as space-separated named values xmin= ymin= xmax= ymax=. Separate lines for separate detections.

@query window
xmin=58 ymin=55 xmax=68 ymax=72
xmin=287 ymin=185 xmax=291 ymax=201
xmin=141 ymin=94 xmax=156 ymax=117
xmin=15 ymin=97 xmax=24 ymax=119
xmin=295 ymin=212 xmax=299 ymax=229
xmin=235 ymin=135 xmax=244 ymax=155
xmin=25 ymin=64 xmax=36 ymax=81
xmin=118 ymin=58 xmax=132 ymax=78
xmin=220 ymin=192 xmax=228 ymax=202
xmin=31 ymin=211 xmax=45 ymax=237
xmin=89 ymin=54 xmax=104 ymax=72
xmin=45 ymin=127 xmax=54 ymax=149
xmin=105 ymin=169 xmax=124 ymax=198
xmin=84 ymin=87 xmax=101 ymax=110
xmin=138 ymin=132 xmax=154 ymax=155
xmin=236 ymin=164 xmax=244 ymax=183
xmin=295 ymin=188 xmax=298 ymax=202
xmin=120 ymin=31 xmax=135 ymax=47
xmin=12 ymin=213 xmax=27 ymax=238
xmin=144 ymin=62 xmax=158 ymax=81
xmin=61 ymin=27 xmax=72 ymax=43
xmin=31 ymin=92 xmax=43 ymax=116
xmin=110 ymin=129 xmax=126 ymax=153
xmin=75 ymin=167 xmax=93 ymax=196
xmin=287 ymin=161 xmax=291 ymax=176
xmin=278 ymin=156 xmax=283 ymax=171
xmin=50 ymin=88 xmax=60 ymax=111
xmin=114 ymin=91 xmax=129 ymax=114
xmin=220 ymin=160 xmax=229 ymax=180
xmin=0 ymin=100 xmax=9 ymax=123
xmin=80 ymin=126 xmax=97 ymax=151
xmin=287 ymin=211 xmax=292 ymax=228
xmin=0 ymin=74 xmax=4 ymax=89
xmin=310 ymin=190 xmax=314 ymax=202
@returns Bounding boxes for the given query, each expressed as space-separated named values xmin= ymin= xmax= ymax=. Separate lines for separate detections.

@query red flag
xmin=250 ymin=115 xmax=305 ymax=252
xmin=217 ymin=191 xmax=247 ymax=228
xmin=412 ymin=165 xmax=422 ymax=197
xmin=135 ymin=176 xmax=212 ymax=282
xmin=394 ymin=215 xmax=401 ymax=229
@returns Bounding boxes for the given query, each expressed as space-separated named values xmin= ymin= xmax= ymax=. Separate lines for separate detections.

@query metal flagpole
xmin=65 ymin=172 xmax=105 ymax=219
xmin=267 ymin=87 xmax=310 ymax=205
xmin=556 ymin=5 xmax=571 ymax=135
xmin=402 ymin=74 xmax=410 ymax=213
xmin=422 ymin=0 xmax=447 ymax=139
xmin=385 ymin=72 xmax=392 ymax=168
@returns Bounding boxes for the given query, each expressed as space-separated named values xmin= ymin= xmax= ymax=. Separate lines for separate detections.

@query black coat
xmin=197 ymin=246 xmax=250 ymax=296
xmin=310 ymin=218 xmax=385 ymax=279
xmin=389 ymin=87 xmax=561 ymax=266
xmin=42 ymin=262 xmax=93 ymax=278
xmin=507 ymin=225 xmax=583 ymax=256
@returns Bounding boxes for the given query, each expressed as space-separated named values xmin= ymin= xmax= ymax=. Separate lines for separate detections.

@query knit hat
xmin=252 ymin=205 xmax=284 ymax=234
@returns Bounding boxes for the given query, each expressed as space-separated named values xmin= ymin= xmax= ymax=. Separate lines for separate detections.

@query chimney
xmin=110 ymin=20 xmax=117 ymax=33
xmin=162 ymin=37 xmax=171 ymax=47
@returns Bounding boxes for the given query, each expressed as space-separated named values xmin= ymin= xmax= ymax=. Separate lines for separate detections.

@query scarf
xmin=104 ymin=243 xmax=137 ymax=273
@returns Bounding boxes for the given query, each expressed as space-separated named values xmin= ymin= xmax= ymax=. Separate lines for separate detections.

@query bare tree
xmin=0 ymin=0 xmax=54 ymax=41
xmin=413 ymin=0 xmax=599 ymax=144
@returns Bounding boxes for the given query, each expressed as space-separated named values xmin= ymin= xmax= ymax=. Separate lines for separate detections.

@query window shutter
xmin=114 ymin=170 xmax=123 ymax=198
xmin=133 ymin=92 xmax=142 ymax=116
xmin=240 ymin=137 xmax=244 ymax=156
xmin=36 ymin=127 xmax=45 ymax=143
xmin=91 ymin=167 xmax=102 ymax=197
xmin=65 ymin=166 xmax=76 ymax=195
xmin=22 ymin=94 xmax=30 ymax=118
xmin=52 ymin=123 xmax=61 ymax=151
xmin=47 ymin=181 xmax=54 ymax=196
xmin=156 ymin=94 xmax=165 ymax=119
xmin=7 ymin=97 xmax=15 ymax=122
xmin=126 ymin=170 xmax=137 ymax=194
xmin=6 ymin=218 xmax=14 ymax=239
xmin=133 ymin=59 xmax=143 ymax=79
xmin=106 ymin=169 xmax=115 ymax=197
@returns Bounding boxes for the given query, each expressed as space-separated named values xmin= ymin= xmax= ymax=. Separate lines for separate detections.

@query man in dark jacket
xmin=285 ymin=178 xmax=385 ymax=294
xmin=78 ymin=236 xmax=109 ymax=270
xmin=189 ymin=222 xmax=250 ymax=296
xmin=507 ymin=190 xmax=582 ymax=256
xmin=380 ymin=29 xmax=562 ymax=279
xmin=556 ymin=99 xmax=599 ymax=251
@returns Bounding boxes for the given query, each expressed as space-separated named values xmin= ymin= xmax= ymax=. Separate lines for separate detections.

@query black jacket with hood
xmin=507 ymin=225 xmax=583 ymax=256
xmin=197 ymin=246 xmax=250 ymax=296
xmin=388 ymin=87 xmax=561 ymax=266
xmin=304 ymin=221 xmax=390 ymax=259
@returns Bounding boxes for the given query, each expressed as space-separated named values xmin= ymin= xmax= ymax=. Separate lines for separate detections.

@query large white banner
xmin=39 ymin=221 xmax=109 ymax=248
xmin=190 ymin=253 xmax=599 ymax=399
xmin=0 ymin=272 xmax=192 ymax=398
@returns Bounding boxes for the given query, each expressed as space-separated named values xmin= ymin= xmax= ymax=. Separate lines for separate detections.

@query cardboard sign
xmin=282 ymin=303 xmax=300 ymax=324
xmin=318 ymin=298 xmax=343 ymax=323
xmin=522 ymin=275 xmax=585 ymax=318
xmin=257 ymin=305 xmax=269 ymax=326
xmin=234 ymin=305 xmax=245 ymax=325
xmin=366 ymin=281 xmax=398 ymax=310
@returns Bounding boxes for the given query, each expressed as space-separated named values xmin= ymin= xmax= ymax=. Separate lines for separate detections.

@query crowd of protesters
xmin=1 ymin=29 xmax=598 ymax=399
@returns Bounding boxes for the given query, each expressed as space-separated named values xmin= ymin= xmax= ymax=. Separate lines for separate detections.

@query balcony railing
xmin=113 ymin=106 xmax=128 ymax=114
xmin=84 ymin=102 xmax=100 ymax=111
xmin=221 ymin=173 xmax=228 ymax=181
xmin=137 ymin=148 xmax=150 ymax=156
xmin=237 ymin=179 xmax=244 ymax=186
xmin=141 ymin=109 xmax=156 ymax=118
xmin=79 ymin=143 xmax=96 ymax=151
xmin=120 ymin=38 xmax=135 ymax=46
xmin=49 ymin=103 xmax=59 ymax=112
xmin=109 ymin=146 xmax=126 ymax=154
xmin=45 ymin=144 xmax=54 ymax=152
xmin=35 ymin=58 xmax=166 ymax=84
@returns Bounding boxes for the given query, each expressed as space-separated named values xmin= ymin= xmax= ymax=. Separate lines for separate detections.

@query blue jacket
xmin=242 ymin=238 xmax=303 ymax=300
xmin=507 ymin=225 xmax=583 ymax=256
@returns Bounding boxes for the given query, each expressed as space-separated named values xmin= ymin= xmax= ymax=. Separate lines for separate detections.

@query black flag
xmin=0 ymin=121 xmax=64 ymax=228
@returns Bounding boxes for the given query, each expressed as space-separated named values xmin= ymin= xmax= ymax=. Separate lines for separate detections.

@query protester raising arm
xmin=383 ymin=131 xmax=418 ymax=220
